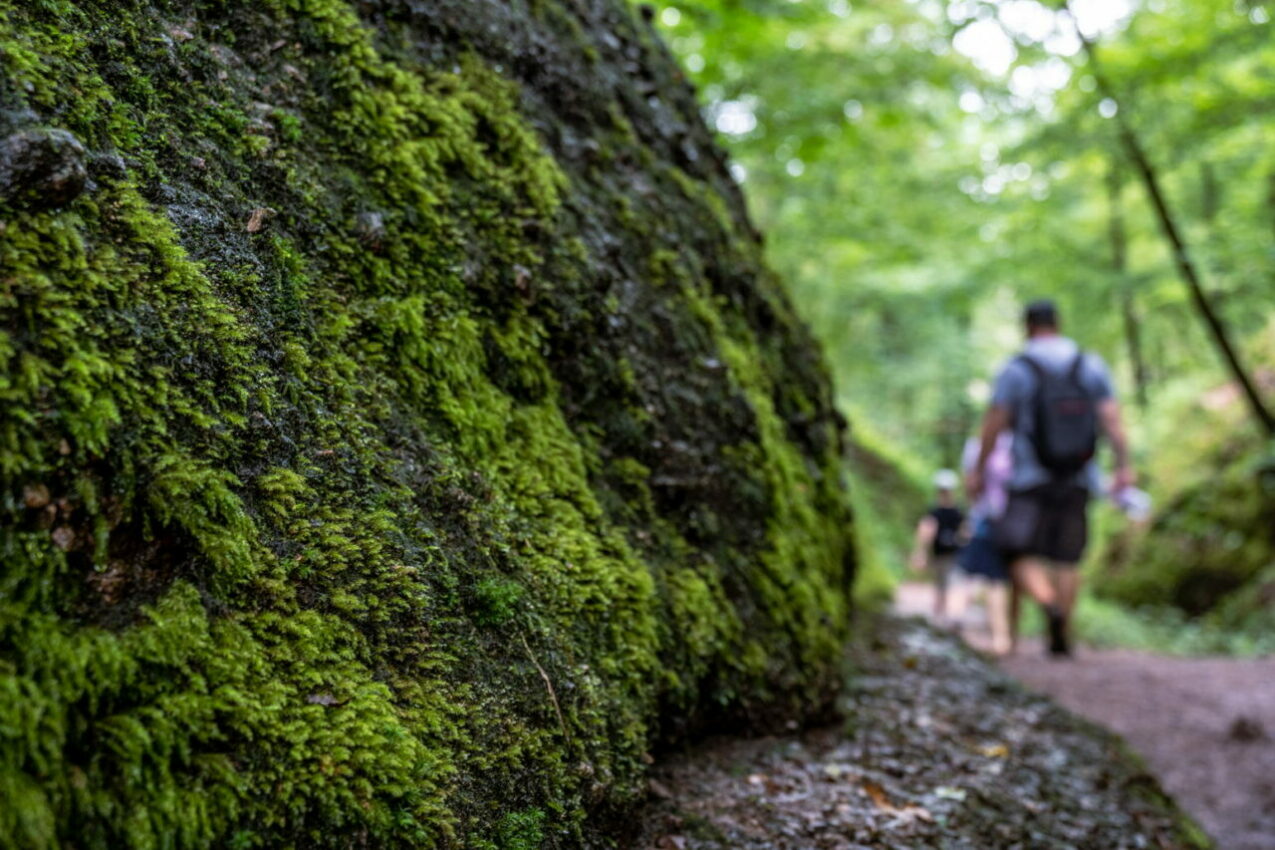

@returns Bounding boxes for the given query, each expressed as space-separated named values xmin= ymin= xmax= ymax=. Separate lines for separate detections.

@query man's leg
xmin=1046 ymin=487 xmax=1090 ymax=652
xmin=1054 ymin=566 xmax=1081 ymax=640
xmin=1012 ymin=556 xmax=1057 ymax=608
xmin=1012 ymin=556 xmax=1068 ymax=655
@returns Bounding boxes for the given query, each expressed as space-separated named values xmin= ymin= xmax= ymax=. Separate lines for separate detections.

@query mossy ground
xmin=0 ymin=1 xmax=853 ymax=847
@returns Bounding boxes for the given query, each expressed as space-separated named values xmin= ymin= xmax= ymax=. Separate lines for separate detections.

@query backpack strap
xmin=1018 ymin=352 xmax=1087 ymax=387
xmin=1016 ymin=353 xmax=1045 ymax=382
xmin=1067 ymin=351 xmax=1085 ymax=383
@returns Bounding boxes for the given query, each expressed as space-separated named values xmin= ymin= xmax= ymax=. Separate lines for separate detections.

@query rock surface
xmin=0 ymin=1 xmax=850 ymax=847
xmin=0 ymin=126 xmax=87 ymax=210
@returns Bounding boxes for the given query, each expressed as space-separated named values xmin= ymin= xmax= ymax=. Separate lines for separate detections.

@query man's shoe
xmin=1046 ymin=607 xmax=1070 ymax=657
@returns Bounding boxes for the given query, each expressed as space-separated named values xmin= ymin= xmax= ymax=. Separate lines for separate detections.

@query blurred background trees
xmin=650 ymin=0 xmax=1275 ymax=647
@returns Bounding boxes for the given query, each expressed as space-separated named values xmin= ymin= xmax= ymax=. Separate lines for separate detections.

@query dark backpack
xmin=1019 ymin=353 xmax=1098 ymax=477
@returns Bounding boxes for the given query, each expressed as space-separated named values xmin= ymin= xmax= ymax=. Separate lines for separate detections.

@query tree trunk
xmin=1065 ymin=4 xmax=1275 ymax=436
xmin=1108 ymin=163 xmax=1149 ymax=408
xmin=1200 ymin=161 xmax=1219 ymax=225
xmin=1268 ymin=172 xmax=1275 ymax=243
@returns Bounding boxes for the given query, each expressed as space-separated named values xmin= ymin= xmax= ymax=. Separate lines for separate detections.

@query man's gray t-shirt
xmin=991 ymin=335 xmax=1115 ymax=493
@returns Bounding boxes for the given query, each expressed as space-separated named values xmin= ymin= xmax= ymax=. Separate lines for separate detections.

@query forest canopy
xmin=655 ymin=0 xmax=1275 ymax=458
xmin=653 ymin=0 xmax=1275 ymax=641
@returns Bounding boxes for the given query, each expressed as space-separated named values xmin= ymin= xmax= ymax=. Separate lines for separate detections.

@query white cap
xmin=933 ymin=469 xmax=959 ymax=491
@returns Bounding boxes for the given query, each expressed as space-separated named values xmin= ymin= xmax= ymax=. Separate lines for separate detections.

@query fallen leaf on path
xmin=862 ymin=779 xmax=892 ymax=810
xmin=648 ymin=778 xmax=673 ymax=800
xmin=861 ymin=779 xmax=933 ymax=823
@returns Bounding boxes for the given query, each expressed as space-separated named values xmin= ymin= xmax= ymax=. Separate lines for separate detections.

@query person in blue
xmin=955 ymin=430 xmax=1015 ymax=655
xmin=909 ymin=469 xmax=965 ymax=622
xmin=967 ymin=299 xmax=1134 ymax=657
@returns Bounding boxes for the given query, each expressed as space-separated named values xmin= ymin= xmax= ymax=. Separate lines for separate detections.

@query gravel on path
xmin=1001 ymin=635 xmax=1275 ymax=850
xmin=900 ymin=580 xmax=1275 ymax=850
xmin=634 ymin=617 xmax=1207 ymax=849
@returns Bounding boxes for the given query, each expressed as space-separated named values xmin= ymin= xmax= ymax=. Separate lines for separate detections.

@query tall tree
xmin=1108 ymin=162 xmax=1149 ymax=408
xmin=1064 ymin=2 xmax=1275 ymax=436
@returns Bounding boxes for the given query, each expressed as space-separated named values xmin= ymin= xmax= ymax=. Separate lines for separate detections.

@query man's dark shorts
xmin=994 ymin=483 xmax=1089 ymax=565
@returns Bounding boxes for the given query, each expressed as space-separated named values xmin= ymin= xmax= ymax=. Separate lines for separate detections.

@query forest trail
xmin=896 ymin=581 xmax=1275 ymax=850
xmin=635 ymin=615 xmax=1204 ymax=849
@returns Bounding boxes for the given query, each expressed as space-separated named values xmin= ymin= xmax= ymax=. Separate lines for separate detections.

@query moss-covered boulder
xmin=0 ymin=1 xmax=853 ymax=846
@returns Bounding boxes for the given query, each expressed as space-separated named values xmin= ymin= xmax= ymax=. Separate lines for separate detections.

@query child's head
xmin=933 ymin=469 xmax=958 ymax=503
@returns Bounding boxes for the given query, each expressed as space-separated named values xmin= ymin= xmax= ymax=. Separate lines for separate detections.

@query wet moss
xmin=0 ymin=0 xmax=853 ymax=846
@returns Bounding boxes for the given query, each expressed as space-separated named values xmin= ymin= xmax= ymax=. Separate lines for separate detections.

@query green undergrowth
xmin=0 ymin=1 xmax=853 ymax=847
xmin=1071 ymin=589 xmax=1275 ymax=656
xmin=842 ymin=414 xmax=927 ymax=609
xmin=1089 ymin=321 xmax=1275 ymax=652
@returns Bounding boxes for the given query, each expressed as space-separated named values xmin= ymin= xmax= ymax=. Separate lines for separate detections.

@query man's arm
xmin=967 ymin=405 xmax=1011 ymax=498
xmin=1098 ymin=398 xmax=1134 ymax=491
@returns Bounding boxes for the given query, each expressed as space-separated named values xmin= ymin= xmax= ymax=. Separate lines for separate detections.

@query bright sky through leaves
xmin=950 ymin=0 xmax=1135 ymax=76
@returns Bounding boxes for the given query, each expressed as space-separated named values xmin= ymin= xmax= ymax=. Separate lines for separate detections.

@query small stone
xmin=1228 ymin=715 xmax=1266 ymax=742
xmin=51 ymin=526 xmax=75 ymax=551
xmin=88 ymin=151 xmax=128 ymax=182
xmin=355 ymin=210 xmax=386 ymax=249
xmin=513 ymin=264 xmax=532 ymax=299
xmin=0 ymin=127 xmax=88 ymax=211
xmin=23 ymin=483 xmax=51 ymax=509
xmin=306 ymin=692 xmax=340 ymax=706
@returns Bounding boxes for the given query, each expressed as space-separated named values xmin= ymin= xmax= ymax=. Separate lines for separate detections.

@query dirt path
xmin=897 ymin=581 xmax=1275 ymax=850
xmin=636 ymin=617 xmax=1205 ymax=849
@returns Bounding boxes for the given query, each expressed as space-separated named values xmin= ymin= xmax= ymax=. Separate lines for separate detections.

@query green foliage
xmin=0 ymin=0 xmax=853 ymax=846
xmin=1072 ymin=588 xmax=1275 ymax=657
xmin=1081 ymin=321 xmax=1274 ymax=641
xmin=843 ymin=416 xmax=928 ymax=609
xmin=476 ymin=808 xmax=546 ymax=850
xmin=658 ymin=0 xmax=1275 ymax=640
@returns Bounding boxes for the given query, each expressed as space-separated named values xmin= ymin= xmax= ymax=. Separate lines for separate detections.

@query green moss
xmin=0 ymin=0 xmax=854 ymax=846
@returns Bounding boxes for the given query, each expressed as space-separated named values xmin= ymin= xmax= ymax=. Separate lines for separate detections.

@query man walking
xmin=967 ymin=299 xmax=1133 ymax=656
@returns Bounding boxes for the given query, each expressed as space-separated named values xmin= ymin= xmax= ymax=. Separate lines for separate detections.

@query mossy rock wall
xmin=1094 ymin=325 xmax=1275 ymax=633
xmin=0 ymin=1 xmax=854 ymax=847
xmin=1097 ymin=448 xmax=1275 ymax=622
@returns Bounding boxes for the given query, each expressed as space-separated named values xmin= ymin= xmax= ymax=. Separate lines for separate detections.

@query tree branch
xmin=1061 ymin=2 xmax=1275 ymax=436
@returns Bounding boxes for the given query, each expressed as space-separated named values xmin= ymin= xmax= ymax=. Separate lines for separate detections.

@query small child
xmin=909 ymin=470 xmax=965 ymax=621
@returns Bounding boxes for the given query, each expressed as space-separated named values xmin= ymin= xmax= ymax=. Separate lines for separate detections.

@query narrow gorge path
xmin=634 ymin=616 xmax=1205 ymax=849
xmin=897 ymin=581 xmax=1275 ymax=850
